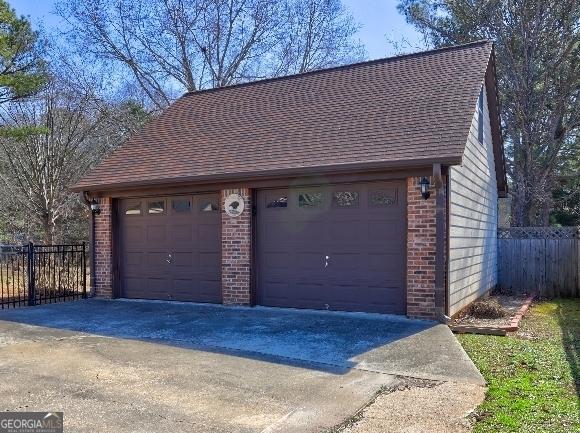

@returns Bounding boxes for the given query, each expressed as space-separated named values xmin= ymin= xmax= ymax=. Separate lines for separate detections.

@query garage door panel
xmin=124 ymin=225 xmax=145 ymax=243
xmin=367 ymin=253 xmax=404 ymax=270
xmin=367 ymin=220 xmax=401 ymax=241
xmin=170 ymin=224 xmax=193 ymax=242
xmin=145 ymin=252 xmax=168 ymax=266
xmin=297 ymin=220 xmax=327 ymax=238
xmin=147 ymin=277 xmax=170 ymax=291
xmin=261 ymin=252 xmax=293 ymax=269
xmin=261 ymin=221 xmax=289 ymax=244
xmin=199 ymin=252 xmax=220 ymax=269
xmin=257 ymin=181 xmax=406 ymax=314
xmin=261 ymin=280 xmax=289 ymax=292
xmin=145 ymin=224 xmax=167 ymax=242
xmin=325 ymin=253 xmax=360 ymax=270
xmin=120 ymin=194 xmax=221 ymax=302
xmin=198 ymin=223 xmax=219 ymax=242
xmin=172 ymin=252 xmax=193 ymax=267
xmin=329 ymin=220 xmax=362 ymax=241
xmin=295 ymin=253 xmax=327 ymax=270
xmin=294 ymin=283 xmax=325 ymax=301
xmin=123 ymin=277 xmax=145 ymax=292
xmin=124 ymin=251 xmax=144 ymax=266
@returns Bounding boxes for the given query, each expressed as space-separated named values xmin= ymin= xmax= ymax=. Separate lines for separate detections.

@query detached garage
xmin=74 ymin=41 xmax=507 ymax=320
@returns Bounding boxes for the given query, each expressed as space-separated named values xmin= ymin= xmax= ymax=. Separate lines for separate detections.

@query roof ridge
xmin=182 ymin=40 xmax=493 ymax=98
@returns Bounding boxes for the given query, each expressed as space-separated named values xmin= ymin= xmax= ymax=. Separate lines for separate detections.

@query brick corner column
xmin=94 ymin=197 xmax=113 ymax=298
xmin=406 ymin=177 xmax=438 ymax=320
xmin=221 ymin=188 xmax=252 ymax=305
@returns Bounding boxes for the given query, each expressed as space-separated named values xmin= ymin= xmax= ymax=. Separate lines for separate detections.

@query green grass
xmin=457 ymin=299 xmax=580 ymax=433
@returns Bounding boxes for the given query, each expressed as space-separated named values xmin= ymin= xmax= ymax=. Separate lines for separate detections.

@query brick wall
xmin=94 ymin=197 xmax=113 ymax=298
xmin=406 ymin=177 xmax=442 ymax=320
xmin=221 ymin=188 xmax=252 ymax=304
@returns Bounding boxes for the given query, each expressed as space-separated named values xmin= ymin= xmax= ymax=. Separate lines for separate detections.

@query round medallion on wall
xmin=224 ymin=193 xmax=245 ymax=217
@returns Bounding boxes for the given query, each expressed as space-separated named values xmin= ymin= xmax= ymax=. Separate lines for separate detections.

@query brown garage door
xmin=119 ymin=194 xmax=221 ymax=302
xmin=257 ymin=182 xmax=406 ymax=314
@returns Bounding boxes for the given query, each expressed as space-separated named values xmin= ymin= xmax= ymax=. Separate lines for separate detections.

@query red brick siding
xmin=221 ymin=188 xmax=252 ymax=304
xmin=94 ymin=197 xmax=113 ymax=298
xmin=406 ymin=177 xmax=440 ymax=319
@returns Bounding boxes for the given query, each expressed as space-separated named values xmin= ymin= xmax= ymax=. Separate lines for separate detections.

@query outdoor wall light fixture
xmin=419 ymin=177 xmax=431 ymax=200
xmin=90 ymin=199 xmax=101 ymax=215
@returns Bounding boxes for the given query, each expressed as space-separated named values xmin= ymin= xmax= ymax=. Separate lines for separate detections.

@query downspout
xmin=433 ymin=163 xmax=447 ymax=322
xmin=81 ymin=191 xmax=96 ymax=298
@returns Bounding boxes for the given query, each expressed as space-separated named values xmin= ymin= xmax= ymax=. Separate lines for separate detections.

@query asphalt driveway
xmin=0 ymin=300 xmax=484 ymax=432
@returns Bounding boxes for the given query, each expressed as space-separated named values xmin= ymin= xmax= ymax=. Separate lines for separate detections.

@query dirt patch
xmin=450 ymin=294 xmax=531 ymax=328
xmin=332 ymin=378 xmax=486 ymax=433
xmin=468 ymin=297 xmax=507 ymax=319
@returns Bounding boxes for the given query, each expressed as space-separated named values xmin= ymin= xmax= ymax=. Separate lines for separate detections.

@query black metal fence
xmin=0 ymin=243 xmax=87 ymax=309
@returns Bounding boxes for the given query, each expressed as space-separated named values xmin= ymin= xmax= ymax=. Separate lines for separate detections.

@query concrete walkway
xmin=0 ymin=300 xmax=484 ymax=432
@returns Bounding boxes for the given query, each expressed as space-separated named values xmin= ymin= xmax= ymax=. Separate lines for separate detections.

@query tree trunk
xmin=41 ymin=213 xmax=53 ymax=245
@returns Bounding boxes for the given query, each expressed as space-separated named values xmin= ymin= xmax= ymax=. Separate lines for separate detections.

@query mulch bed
xmin=449 ymin=293 xmax=535 ymax=336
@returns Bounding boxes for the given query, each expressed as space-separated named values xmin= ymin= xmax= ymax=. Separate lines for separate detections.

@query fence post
xmin=82 ymin=242 xmax=87 ymax=299
xmin=27 ymin=241 xmax=35 ymax=306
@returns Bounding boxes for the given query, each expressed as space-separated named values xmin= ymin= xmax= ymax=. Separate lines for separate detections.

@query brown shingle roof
xmin=75 ymin=41 xmax=496 ymax=191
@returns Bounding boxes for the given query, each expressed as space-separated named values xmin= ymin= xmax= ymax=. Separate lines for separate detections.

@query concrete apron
xmin=0 ymin=300 xmax=484 ymax=433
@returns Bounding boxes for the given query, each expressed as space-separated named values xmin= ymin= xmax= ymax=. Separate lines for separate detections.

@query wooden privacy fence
xmin=498 ymin=227 xmax=580 ymax=297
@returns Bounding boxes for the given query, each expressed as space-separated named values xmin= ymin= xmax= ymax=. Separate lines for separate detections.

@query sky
xmin=10 ymin=0 xmax=424 ymax=59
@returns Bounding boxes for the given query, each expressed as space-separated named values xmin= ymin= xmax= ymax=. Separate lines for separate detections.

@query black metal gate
xmin=0 ymin=243 xmax=87 ymax=309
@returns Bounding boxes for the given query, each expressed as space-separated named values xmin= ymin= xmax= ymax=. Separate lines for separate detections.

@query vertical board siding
xmin=498 ymin=237 xmax=579 ymax=297
xmin=448 ymin=86 xmax=498 ymax=316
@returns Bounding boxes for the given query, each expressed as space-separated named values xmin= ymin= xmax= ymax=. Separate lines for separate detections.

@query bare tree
xmin=273 ymin=0 xmax=363 ymax=75
xmin=56 ymin=0 xmax=364 ymax=109
xmin=0 ymin=78 xmax=145 ymax=243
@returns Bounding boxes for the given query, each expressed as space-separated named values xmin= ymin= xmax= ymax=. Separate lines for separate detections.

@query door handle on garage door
xmin=166 ymin=253 xmax=173 ymax=264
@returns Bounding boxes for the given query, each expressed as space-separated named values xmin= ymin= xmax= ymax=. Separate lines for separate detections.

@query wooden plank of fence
xmin=498 ymin=227 xmax=579 ymax=298
xmin=548 ymin=239 xmax=560 ymax=297
xmin=531 ymin=239 xmax=544 ymax=294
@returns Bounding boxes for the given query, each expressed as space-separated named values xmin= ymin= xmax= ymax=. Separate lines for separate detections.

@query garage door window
xmin=332 ymin=191 xmax=359 ymax=208
xmin=298 ymin=192 xmax=322 ymax=208
xmin=172 ymin=198 xmax=191 ymax=213
xmin=370 ymin=190 xmax=396 ymax=206
xmin=266 ymin=194 xmax=287 ymax=208
xmin=124 ymin=202 xmax=141 ymax=215
xmin=200 ymin=201 xmax=218 ymax=212
xmin=148 ymin=200 xmax=165 ymax=214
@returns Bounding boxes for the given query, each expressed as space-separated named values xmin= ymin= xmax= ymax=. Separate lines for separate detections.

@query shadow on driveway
xmin=0 ymin=299 xmax=483 ymax=383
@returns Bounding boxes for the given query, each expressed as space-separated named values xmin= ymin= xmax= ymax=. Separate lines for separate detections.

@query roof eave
xmin=485 ymin=44 xmax=508 ymax=198
xmin=72 ymin=156 xmax=462 ymax=194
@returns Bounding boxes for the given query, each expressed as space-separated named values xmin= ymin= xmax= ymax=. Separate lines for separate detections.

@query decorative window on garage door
xmin=148 ymin=200 xmax=165 ymax=214
xmin=369 ymin=189 xmax=397 ymax=206
xmin=298 ymin=192 xmax=323 ymax=208
xmin=172 ymin=198 xmax=191 ymax=213
xmin=266 ymin=194 xmax=288 ymax=208
xmin=124 ymin=201 xmax=141 ymax=215
xmin=332 ymin=191 xmax=359 ymax=208
xmin=200 ymin=201 xmax=219 ymax=212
